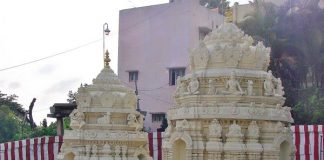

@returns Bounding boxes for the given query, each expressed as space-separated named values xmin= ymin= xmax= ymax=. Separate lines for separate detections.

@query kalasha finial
xmin=104 ymin=50 xmax=111 ymax=68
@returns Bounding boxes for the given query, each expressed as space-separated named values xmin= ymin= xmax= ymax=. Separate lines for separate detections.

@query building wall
xmin=118 ymin=0 xmax=223 ymax=131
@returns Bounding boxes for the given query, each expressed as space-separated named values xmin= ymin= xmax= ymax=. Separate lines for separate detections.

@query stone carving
xmin=187 ymin=74 xmax=200 ymax=95
xmin=122 ymin=146 xmax=127 ymax=159
xmin=174 ymin=76 xmax=182 ymax=97
xmin=222 ymin=71 xmax=244 ymax=95
xmin=275 ymin=78 xmax=285 ymax=96
xmin=275 ymin=121 xmax=284 ymax=132
xmin=97 ymin=112 xmax=111 ymax=124
xmin=246 ymin=80 xmax=254 ymax=96
xmin=174 ymin=76 xmax=189 ymax=98
xmin=191 ymin=23 xmax=270 ymax=71
xmin=127 ymin=113 xmax=144 ymax=132
xmin=164 ymin=23 xmax=294 ymax=160
xmin=70 ymin=109 xmax=86 ymax=129
xmin=175 ymin=119 xmax=190 ymax=131
xmin=247 ymin=121 xmax=260 ymax=139
xmin=209 ymin=119 xmax=222 ymax=138
xmin=84 ymin=131 xmax=97 ymax=139
xmin=92 ymin=145 xmax=98 ymax=156
xmin=190 ymin=42 xmax=210 ymax=70
xmin=103 ymin=144 xmax=111 ymax=153
xmin=76 ymin=88 xmax=92 ymax=108
xmin=127 ymin=113 xmax=137 ymax=126
xmin=86 ymin=144 xmax=91 ymax=157
xmin=125 ymin=91 xmax=138 ymax=108
xmin=115 ymin=145 xmax=121 ymax=160
xmin=58 ymin=52 xmax=150 ymax=159
xmin=207 ymin=79 xmax=218 ymax=95
xmin=136 ymin=114 xmax=145 ymax=132
xmin=227 ymin=121 xmax=243 ymax=139
xmin=164 ymin=119 xmax=172 ymax=138
xmin=232 ymin=106 xmax=240 ymax=115
xmin=264 ymin=70 xmax=275 ymax=96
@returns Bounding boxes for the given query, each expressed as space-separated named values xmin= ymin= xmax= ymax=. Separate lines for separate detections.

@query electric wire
xmin=0 ymin=2 xmax=191 ymax=73
xmin=120 ymin=80 xmax=173 ymax=105
xmin=127 ymin=0 xmax=137 ymax=8
xmin=0 ymin=38 xmax=102 ymax=72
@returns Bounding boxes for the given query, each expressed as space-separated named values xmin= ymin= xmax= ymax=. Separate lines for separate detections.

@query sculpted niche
xmin=222 ymin=71 xmax=244 ymax=95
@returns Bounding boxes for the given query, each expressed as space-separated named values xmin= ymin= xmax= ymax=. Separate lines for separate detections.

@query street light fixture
xmin=103 ymin=23 xmax=110 ymax=54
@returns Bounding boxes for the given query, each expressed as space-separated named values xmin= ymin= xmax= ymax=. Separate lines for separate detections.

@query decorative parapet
xmin=190 ymin=23 xmax=270 ymax=71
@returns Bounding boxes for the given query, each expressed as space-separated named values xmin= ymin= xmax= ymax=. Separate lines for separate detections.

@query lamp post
xmin=103 ymin=23 xmax=111 ymax=56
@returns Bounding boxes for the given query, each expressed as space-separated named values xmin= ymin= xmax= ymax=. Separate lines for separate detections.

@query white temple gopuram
xmin=162 ymin=23 xmax=295 ymax=160
xmin=57 ymin=51 xmax=150 ymax=160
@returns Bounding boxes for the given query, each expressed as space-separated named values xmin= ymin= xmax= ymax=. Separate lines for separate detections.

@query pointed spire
xmin=104 ymin=50 xmax=111 ymax=68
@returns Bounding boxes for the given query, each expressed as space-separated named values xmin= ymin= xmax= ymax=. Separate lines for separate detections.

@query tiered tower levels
xmin=57 ymin=52 xmax=150 ymax=160
xmin=163 ymin=23 xmax=294 ymax=160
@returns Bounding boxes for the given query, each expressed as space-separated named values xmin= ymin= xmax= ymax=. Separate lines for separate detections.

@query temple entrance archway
xmin=279 ymin=141 xmax=290 ymax=160
xmin=173 ymin=139 xmax=186 ymax=160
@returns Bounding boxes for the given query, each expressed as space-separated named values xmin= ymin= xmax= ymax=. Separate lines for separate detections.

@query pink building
xmin=118 ymin=0 xmax=223 ymax=131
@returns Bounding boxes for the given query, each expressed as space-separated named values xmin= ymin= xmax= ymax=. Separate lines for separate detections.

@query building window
xmin=169 ymin=68 xmax=185 ymax=85
xmin=128 ymin=71 xmax=138 ymax=82
xmin=199 ymin=27 xmax=212 ymax=40
xmin=152 ymin=113 xmax=165 ymax=123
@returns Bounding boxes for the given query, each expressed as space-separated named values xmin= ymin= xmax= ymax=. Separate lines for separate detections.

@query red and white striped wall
xmin=148 ymin=132 xmax=163 ymax=160
xmin=1 ymin=126 xmax=323 ymax=160
xmin=0 ymin=136 xmax=63 ymax=160
xmin=292 ymin=125 xmax=324 ymax=160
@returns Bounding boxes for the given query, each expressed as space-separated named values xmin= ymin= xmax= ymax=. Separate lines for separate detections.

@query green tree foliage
xmin=200 ymin=0 xmax=230 ymax=15
xmin=0 ymin=91 xmax=57 ymax=143
xmin=0 ymin=91 xmax=26 ymax=118
xmin=237 ymin=0 xmax=324 ymax=124
xmin=294 ymin=88 xmax=324 ymax=124
xmin=0 ymin=105 xmax=20 ymax=143
xmin=67 ymin=90 xmax=77 ymax=104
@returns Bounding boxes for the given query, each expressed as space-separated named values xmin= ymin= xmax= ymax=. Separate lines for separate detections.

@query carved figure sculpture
xmin=122 ymin=146 xmax=127 ymax=159
xmin=275 ymin=78 xmax=285 ymax=96
xmin=208 ymin=79 xmax=218 ymax=95
xmin=70 ymin=109 xmax=86 ymax=129
xmin=135 ymin=114 xmax=144 ymax=132
xmin=223 ymin=71 xmax=244 ymax=95
xmin=247 ymin=121 xmax=260 ymax=138
xmin=175 ymin=119 xmax=190 ymax=131
xmin=227 ymin=121 xmax=243 ymax=138
xmin=97 ymin=112 xmax=111 ymax=124
xmin=127 ymin=113 xmax=144 ymax=132
xmin=127 ymin=113 xmax=137 ymax=126
xmin=246 ymin=80 xmax=254 ymax=96
xmin=209 ymin=119 xmax=222 ymax=137
xmin=264 ymin=70 xmax=275 ymax=96
xmin=103 ymin=144 xmax=111 ymax=153
xmin=86 ymin=144 xmax=91 ymax=157
xmin=92 ymin=145 xmax=98 ymax=156
xmin=115 ymin=146 xmax=121 ymax=160
xmin=187 ymin=74 xmax=200 ymax=95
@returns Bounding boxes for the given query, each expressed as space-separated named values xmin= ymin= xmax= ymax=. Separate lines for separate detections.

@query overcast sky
xmin=0 ymin=0 xmax=250 ymax=124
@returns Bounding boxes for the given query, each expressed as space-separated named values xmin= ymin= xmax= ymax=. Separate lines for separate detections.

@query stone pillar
xmin=57 ymin=117 xmax=64 ymax=136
